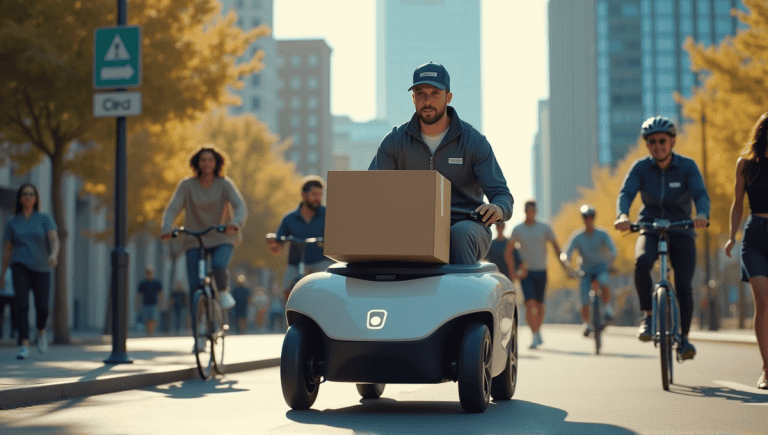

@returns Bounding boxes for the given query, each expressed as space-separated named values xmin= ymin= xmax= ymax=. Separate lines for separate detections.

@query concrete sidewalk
xmin=0 ymin=333 xmax=284 ymax=409
xmin=0 ymin=326 xmax=758 ymax=410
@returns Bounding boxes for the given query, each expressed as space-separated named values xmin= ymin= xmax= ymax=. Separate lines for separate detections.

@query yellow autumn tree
xmin=0 ymin=0 xmax=267 ymax=343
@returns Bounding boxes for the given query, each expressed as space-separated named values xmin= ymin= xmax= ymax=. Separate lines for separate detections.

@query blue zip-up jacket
xmin=368 ymin=106 xmax=513 ymax=223
xmin=616 ymin=153 xmax=710 ymax=237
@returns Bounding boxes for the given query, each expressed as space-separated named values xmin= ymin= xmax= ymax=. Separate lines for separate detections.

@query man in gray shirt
xmin=561 ymin=205 xmax=618 ymax=337
xmin=508 ymin=199 xmax=567 ymax=349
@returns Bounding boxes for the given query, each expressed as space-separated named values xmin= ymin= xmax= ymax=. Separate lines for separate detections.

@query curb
xmin=0 ymin=358 xmax=279 ymax=410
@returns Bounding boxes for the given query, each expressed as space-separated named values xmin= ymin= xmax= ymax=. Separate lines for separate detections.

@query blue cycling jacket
xmin=368 ymin=106 xmax=513 ymax=223
xmin=616 ymin=153 xmax=710 ymax=237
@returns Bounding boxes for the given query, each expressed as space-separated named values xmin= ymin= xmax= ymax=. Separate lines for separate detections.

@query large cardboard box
xmin=324 ymin=170 xmax=451 ymax=263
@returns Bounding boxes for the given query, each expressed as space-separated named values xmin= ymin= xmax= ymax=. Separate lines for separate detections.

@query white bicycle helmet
xmin=641 ymin=116 xmax=677 ymax=139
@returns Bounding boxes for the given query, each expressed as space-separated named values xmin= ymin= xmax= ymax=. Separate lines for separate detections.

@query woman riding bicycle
xmin=614 ymin=116 xmax=709 ymax=361
xmin=160 ymin=145 xmax=248 ymax=332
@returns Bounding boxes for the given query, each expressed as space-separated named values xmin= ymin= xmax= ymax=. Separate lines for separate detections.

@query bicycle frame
xmin=649 ymin=233 xmax=682 ymax=350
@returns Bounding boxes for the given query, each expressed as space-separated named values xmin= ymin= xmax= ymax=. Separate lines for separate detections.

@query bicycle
xmin=570 ymin=267 xmax=611 ymax=355
xmin=265 ymin=233 xmax=325 ymax=303
xmin=170 ymin=225 xmax=229 ymax=380
xmin=629 ymin=219 xmax=699 ymax=391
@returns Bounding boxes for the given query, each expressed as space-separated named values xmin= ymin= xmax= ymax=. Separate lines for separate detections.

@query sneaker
xmin=36 ymin=330 xmax=48 ymax=354
xmin=17 ymin=345 xmax=29 ymax=360
xmin=529 ymin=332 xmax=540 ymax=349
xmin=677 ymin=338 xmax=696 ymax=361
xmin=637 ymin=315 xmax=653 ymax=342
xmin=582 ymin=322 xmax=593 ymax=337
xmin=604 ymin=306 xmax=614 ymax=322
xmin=219 ymin=290 xmax=236 ymax=310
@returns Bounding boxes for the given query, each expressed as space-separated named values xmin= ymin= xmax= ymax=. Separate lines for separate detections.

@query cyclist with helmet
xmin=614 ymin=116 xmax=710 ymax=361
xmin=561 ymin=205 xmax=618 ymax=337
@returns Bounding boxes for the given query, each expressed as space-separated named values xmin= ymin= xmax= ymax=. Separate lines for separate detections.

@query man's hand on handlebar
xmin=474 ymin=204 xmax=502 ymax=227
xmin=614 ymin=214 xmax=631 ymax=232
xmin=693 ymin=214 xmax=708 ymax=229
xmin=225 ymin=223 xmax=240 ymax=235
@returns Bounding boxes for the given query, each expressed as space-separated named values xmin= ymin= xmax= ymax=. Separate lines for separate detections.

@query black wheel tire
xmin=356 ymin=383 xmax=386 ymax=399
xmin=458 ymin=323 xmax=492 ymax=413
xmin=592 ymin=293 xmax=602 ymax=355
xmin=192 ymin=289 xmax=214 ymax=380
xmin=211 ymin=299 xmax=226 ymax=375
xmin=280 ymin=323 xmax=320 ymax=410
xmin=491 ymin=315 xmax=517 ymax=401
xmin=657 ymin=288 xmax=672 ymax=391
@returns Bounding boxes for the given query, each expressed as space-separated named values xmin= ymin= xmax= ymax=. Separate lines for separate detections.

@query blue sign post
xmin=93 ymin=26 xmax=141 ymax=90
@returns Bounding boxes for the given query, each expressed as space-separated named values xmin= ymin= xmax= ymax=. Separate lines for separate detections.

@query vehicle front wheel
xmin=356 ymin=383 xmax=385 ymax=399
xmin=280 ymin=323 xmax=320 ymax=409
xmin=458 ymin=322 xmax=492 ymax=413
xmin=491 ymin=314 xmax=517 ymax=401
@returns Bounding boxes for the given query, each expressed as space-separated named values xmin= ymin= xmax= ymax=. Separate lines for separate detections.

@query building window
xmin=291 ymin=133 xmax=301 ymax=146
xmin=307 ymin=132 xmax=318 ymax=146
xmin=251 ymin=96 xmax=261 ymax=110
xmin=252 ymin=18 xmax=261 ymax=28
xmin=307 ymin=115 xmax=319 ymax=128
xmin=237 ymin=17 xmax=243 ymax=28
xmin=291 ymin=77 xmax=302 ymax=89
xmin=307 ymin=151 xmax=319 ymax=164
xmin=622 ymin=4 xmax=639 ymax=16
xmin=251 ymin=74 xmax=260 ymax=87
xmin=251 ymin=0 xmax=260 ymax=8
xmin=237 ymin=0 xmax=244 ymax=8
xmin=291 ymin=115 xmax=301 ymax=128
xmin=308 ymin=54 xmax=319 ymax=66
xmin=308 ymin=77 xmax=318 ymax=89
xmin=289 ymin=150 xmax=300 ymax=163
xmin=291 ymin=55 xmax=301 ymax=67
xmin=291 ymin=97 xmax=302 ymax=110
xmin=307 ymin=96 xmax=318 ymax=110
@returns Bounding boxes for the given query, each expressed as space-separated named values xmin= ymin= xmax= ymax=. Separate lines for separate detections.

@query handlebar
xmin=628 ymin=219 xmax=708 ymax=233
xmin=265 ymin=233 xmax=324 ymax=246
xmin=451 ymin=207 xmax=498 ymax=224
xmin=171 ymin=225 xmax=227 ymax=238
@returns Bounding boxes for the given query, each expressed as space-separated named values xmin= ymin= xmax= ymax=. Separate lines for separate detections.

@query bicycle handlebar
xmin=265 ymin=233 xmax=324 ymax=245
xmin=629 ymin=219 xmax=708 ymax=233
xmin=171 ymin=225 xmax=227 ymax=238
xmin=450 ymin=207 xmax=497 ymax=224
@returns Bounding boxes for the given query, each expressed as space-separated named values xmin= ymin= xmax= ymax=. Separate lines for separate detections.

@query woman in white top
xmin=161 ymin=145 xmax=247 ymax=316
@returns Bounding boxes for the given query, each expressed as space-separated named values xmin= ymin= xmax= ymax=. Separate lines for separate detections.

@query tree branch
xmin=23 ymin=90 xmax=52 ymax=157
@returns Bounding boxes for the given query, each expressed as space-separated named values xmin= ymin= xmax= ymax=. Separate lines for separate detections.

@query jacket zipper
xmin=659 ymin=169 xmax=666 ymax=219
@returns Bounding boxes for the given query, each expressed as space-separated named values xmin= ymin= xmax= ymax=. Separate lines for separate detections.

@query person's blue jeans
xmin=185 ymin=244 xmax=234 ymax=318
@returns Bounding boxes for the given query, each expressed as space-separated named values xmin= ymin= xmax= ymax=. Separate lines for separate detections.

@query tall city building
xmin=546 ymin=0 xmax=744 ymax=217
xmin=219 ymin=0 xmax=280 ymax=134
xmin=376 ymin=0 xmax=482 ymax=129
xmin=333 ymin=116 xmax=391 ymax=171
xmin=277 ymin=39 xmax=333 ymax=178
xmin=532 ymin=99 xmax=551 ymax=221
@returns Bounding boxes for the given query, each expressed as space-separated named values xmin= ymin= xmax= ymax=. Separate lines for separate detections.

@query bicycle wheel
xmin=211 ymin=297 xmax=226 ymax=375
xmin=591 ymin=292 xmax=602 ymax=355
xmin=656 ymin=287 xmax=673 ymax=391
xmin=192 ymin=289 xmax=215 ymax=380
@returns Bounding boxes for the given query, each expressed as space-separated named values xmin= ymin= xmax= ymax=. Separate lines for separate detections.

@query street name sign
xmin=93 ymin=92 xmax=142 ymax=118
xmin=93 ymin=26 xmax=141 ymax=89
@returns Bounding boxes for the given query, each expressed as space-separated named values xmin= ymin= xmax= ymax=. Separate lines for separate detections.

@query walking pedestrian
xmin=1 ymin=183 xmax=59 ymax=359
xmin=169 ymin=281 xmax=188 ymax=334
xmin=136 ymin=265 xmax=162 ymax=337
xmin=0 ymin=267 xmax=16 ymax=341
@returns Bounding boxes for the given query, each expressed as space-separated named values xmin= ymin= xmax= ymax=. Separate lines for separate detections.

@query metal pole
xmin=105 ymin=0 xmax=133 ymax=364
xmin=701 ymin=101 xmax=718 ymax=331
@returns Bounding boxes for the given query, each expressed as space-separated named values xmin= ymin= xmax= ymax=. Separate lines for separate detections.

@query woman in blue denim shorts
xmin=726 ymin=112 xmax=768 ymax=390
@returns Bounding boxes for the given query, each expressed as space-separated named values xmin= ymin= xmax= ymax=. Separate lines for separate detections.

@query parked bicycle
xmin=170 ymin=225 xmax=229 ymax=380
xmin=629 ymin=219 xmax=702 ymax=390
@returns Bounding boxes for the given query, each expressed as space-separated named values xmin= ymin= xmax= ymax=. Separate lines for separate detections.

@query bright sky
xmin=273 ymin=0 xmax=549 ymax=231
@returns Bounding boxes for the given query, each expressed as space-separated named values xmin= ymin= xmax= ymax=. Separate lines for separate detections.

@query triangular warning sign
xmin=104 ymin=34 xmax=131 ymax=61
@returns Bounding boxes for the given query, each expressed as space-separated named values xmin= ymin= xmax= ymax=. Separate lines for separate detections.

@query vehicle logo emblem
xmin=367 ymin=310 xmax=387 ymax=329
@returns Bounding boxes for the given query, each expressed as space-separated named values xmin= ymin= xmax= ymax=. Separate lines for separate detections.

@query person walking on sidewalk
xmin=484 ymin=222 xmax=526 ymax=282
xmin=508 ymin=199 xmax=567 ymax=349
xmin=725 ymin=112 xmax=768 ymax=390
xmin=1 ymin=183 xmax=59 ymax=360
xmin=136 ymin=265 xmax=162 ymax=337
xmin=0 ymin=267 xmax=17 ymax=341
xmin=169 ymin=281 xmax=188 ymax=334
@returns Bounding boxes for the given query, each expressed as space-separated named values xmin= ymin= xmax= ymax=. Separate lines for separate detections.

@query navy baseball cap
xmin=408 ymin=62 xmax=450 ymax=91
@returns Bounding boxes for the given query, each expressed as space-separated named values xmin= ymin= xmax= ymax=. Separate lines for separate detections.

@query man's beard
xmin=417 ymin=106 xmax=446 ymax=125
xmin=303 ymin=200 xmax=318 ymax=212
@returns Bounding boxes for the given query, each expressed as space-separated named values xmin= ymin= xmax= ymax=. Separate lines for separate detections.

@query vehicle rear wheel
xmin=280 ymin=323 xmax=320 ymax=409
xmin=356 ymin=383 xmax=386 ymax=399
xmin=491 ymin=315 xmax=517 ymax=401
xmin=458 ymin=322 xmax=492 ymax=413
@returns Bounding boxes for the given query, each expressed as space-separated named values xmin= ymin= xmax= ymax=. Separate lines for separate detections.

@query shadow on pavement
xmin=286 ymin=399 xmax=637 ymax=434
xmin=532 ymin=348 xmax=653 ymax=359
xmin=670 ymin=383 xmax=768 ymax=405
xmin=141 ymin=377 xmax=248 ymax=400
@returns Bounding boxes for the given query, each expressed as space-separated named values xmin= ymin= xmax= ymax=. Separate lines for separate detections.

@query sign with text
xmin=93 ymin=26 xmax=142 ymax=89
xmin=93 ymin=92 xmax=142 ymax=118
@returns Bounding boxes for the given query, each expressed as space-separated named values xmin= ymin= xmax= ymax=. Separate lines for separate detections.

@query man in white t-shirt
xmin=507 ymin=199 xmax=567 ymax=349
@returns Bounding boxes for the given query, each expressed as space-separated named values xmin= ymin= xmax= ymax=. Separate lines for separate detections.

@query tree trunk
xmin=50 ymin=151 xmax=70 ymax=344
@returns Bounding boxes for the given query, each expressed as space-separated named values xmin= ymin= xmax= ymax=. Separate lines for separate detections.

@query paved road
xmin=1 ymin=326 xmax=764 ymax=435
